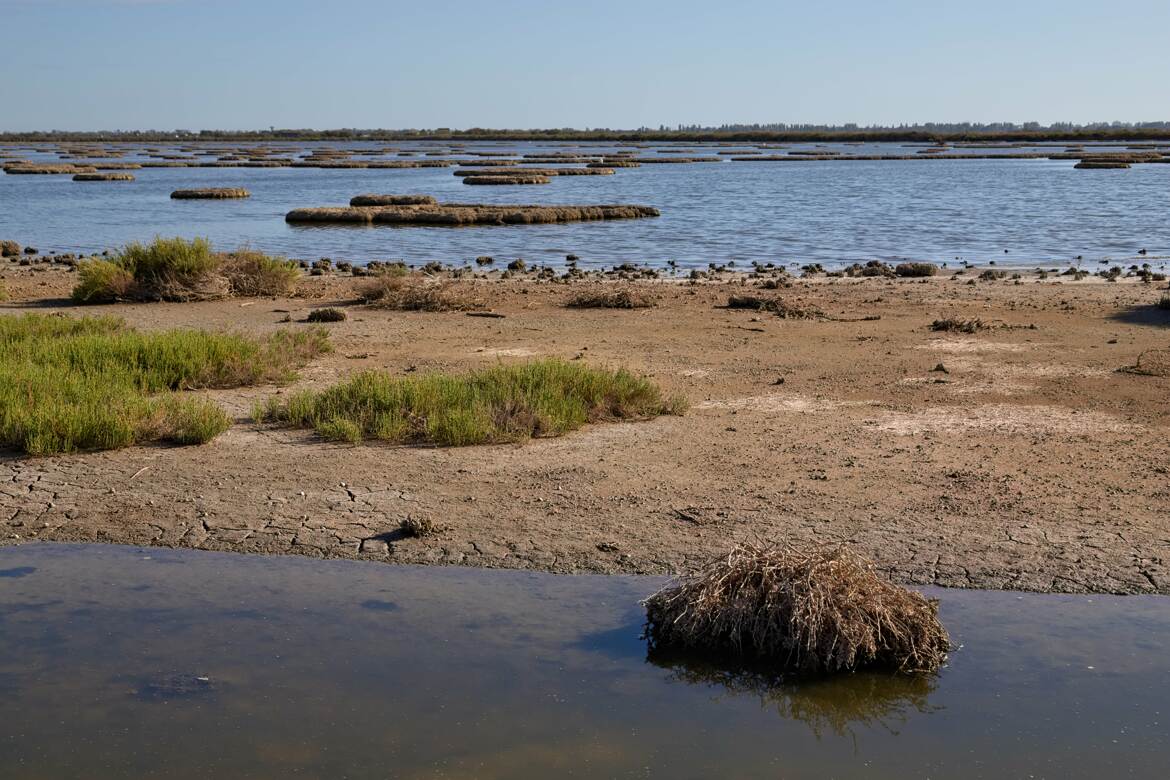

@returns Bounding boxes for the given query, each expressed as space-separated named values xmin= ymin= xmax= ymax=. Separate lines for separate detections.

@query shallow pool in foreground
xmin=0 ymin=543 xmax=1166 ymax=778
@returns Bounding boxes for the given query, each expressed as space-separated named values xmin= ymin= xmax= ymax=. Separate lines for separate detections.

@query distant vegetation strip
xmin=4 ymin=124 xmax=1170 ymax=144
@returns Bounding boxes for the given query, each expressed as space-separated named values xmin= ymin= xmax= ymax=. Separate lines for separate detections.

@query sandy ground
xmin=2 ymin=264 xmax=1168 ymax=593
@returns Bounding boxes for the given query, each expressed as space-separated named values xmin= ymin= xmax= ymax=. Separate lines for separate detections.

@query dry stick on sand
xmin=643 ymin=541 xmax=950 ymax=675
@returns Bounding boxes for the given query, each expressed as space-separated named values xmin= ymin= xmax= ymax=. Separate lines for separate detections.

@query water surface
xmin=0 ymin=543 xmax=1167 ymax=778
xmin=2 ymin=142 xmax=1167 ymax=270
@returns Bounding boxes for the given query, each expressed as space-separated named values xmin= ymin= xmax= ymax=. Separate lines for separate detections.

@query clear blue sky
xmin=1 ymin=0 xmax=1167 ymax=131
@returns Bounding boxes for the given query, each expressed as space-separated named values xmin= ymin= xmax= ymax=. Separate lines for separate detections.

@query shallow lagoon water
xmin=2 ymin=142 xmax=1168 ymax=270
xmin=0 ymin=543 xmax=1167 ymax=778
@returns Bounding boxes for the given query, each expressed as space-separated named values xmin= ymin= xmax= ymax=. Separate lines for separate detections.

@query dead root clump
xmin=359 ymin=275 xmax=478 ymax=312
xmin=1119 ymin=348 xmax=1170 ymax=377
xmin=566 ymin=289 xmax=656 ymax=309
xmin=307 ymin=307 xmax=347 ymax=323
xmin=643 ymin=542 xmax=950 ymax=675
xmin=930 ymin=318 xmax=989 ymax=333
xmin=725 ymin=295 xmax=823 ymax=320
xmin=399 ymin=515 xmax=436 ymax=538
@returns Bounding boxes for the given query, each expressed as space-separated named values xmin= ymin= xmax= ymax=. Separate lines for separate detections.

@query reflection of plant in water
xmin=648 ymin=650 xmax=942 ymax=741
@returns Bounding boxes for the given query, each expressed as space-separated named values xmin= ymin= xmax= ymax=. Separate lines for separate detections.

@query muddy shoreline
xmin=2 ymin=265 xmax=1168 ymax=594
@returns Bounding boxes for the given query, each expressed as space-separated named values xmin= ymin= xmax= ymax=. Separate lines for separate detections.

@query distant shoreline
xmin=4 ymin=128 xmax=1170 ymax=144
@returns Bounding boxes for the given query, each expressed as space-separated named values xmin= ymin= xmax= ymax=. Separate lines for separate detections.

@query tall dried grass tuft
xmin=643 ymin=542 xmax=950 ymax=675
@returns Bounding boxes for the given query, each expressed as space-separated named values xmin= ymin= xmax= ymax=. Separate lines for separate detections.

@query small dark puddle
xmin=0 ymin=542 xmax=1166 ymax=778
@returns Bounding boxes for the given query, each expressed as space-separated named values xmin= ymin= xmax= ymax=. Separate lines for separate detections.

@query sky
xmin=1 ymin=0 xmax=1168 ymax=131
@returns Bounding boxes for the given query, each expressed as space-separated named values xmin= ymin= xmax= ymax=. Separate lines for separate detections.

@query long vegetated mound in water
xmin=286 ymin=197 xmax=660 ymax=226
xmin=644 ymin=542 xmax=950 ymax=675
xmin=73 ymin=172 xmax=135 ymax=181
xmin=3 ymin=163 xmax=97 ymax=175
xmin=0 ymin=313 xmax=330 ymax=455
xmin=171 ymin=188 xmax=251 ymax=199
xmin=462 ymin=174 xmax=551 ymax=185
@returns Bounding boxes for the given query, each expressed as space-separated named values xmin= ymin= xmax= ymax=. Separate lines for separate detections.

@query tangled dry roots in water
xmin=643 ymin=542 xmax=950 ymax=675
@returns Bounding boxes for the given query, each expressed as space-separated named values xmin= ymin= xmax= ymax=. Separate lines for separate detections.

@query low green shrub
xmin=259 ymin=359 xmax=685 ymax=447
xmin=0 ymin=313 xmax=330 ymax=454
xmin=72 ymin=237 xmax=301 ymax=303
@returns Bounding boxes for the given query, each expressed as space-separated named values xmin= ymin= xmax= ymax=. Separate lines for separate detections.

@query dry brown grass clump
xmin=286 ymin=202 xmax=660 ymax=226
xmin=1120 ymin=348 xmax=1170 ymax=377
xmin=1 ymin=240 xmax=20 ymax=258
xmin=220 ymin=249 xmax=300 ymax=297
xmin=643 ymin=542 xmax=950 ymax=675
xmin=930 ymin=317 xmax=989 ymax=333
xmin=349 ymin=194 xmax=438 ymax=206
xmin=725 ymin=295 xmax=823 ymax=319
xmin=400 ymin=515 xmax=435 ymax=538
xmin=307 ymin=307 xmax=347 ymax=323
xmin=359 ymin=275 xmax=477 ymax=312
xmin=566 ymin=289 xmax=656 ymax=309
xmin=170 ymin=188 xmax=251 ymax=199
xmin=73 ymin=172 xmax=135 ymax=182
xmin=894 ymin=262 xmax=938 ymax=277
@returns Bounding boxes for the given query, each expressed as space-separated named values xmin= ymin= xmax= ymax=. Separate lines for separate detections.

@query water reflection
xmin=649 ymin=650 xmax=940 ymax=740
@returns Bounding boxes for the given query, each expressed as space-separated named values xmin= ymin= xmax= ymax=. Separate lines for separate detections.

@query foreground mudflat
xmin=1 ymin=267 xmax=1168 ymax=593
xmin=0 ymin=542 xmax=1167 ymax=778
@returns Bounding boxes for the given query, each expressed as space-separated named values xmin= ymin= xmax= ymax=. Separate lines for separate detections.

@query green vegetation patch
xmin=73 ymin=237 xmax=300 ymax=303
xmin=0 ymin=313 xmax=330 ymax=455
xmin=259 ymin=359 xmax=684 ymax=447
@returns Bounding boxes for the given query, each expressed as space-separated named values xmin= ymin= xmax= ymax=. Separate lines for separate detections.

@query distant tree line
xmin=3 ymin=122 xmax=1170 ymax=143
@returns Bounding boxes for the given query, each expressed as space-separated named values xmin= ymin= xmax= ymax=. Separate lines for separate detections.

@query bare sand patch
xmin=698 ymin=394 xmax=875 ymax=414
xmin=916 ymin=338 xmax=1031 ymax=354
xmin=871 ymin=404 xmax=1138 ymax=436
